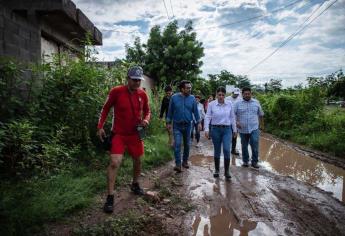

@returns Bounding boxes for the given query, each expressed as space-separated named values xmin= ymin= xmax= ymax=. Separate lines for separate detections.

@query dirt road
xmin=184 ymin=134 xmax=345 ymax=235
xmin=48 ymin=133 xmax=345 ymax=235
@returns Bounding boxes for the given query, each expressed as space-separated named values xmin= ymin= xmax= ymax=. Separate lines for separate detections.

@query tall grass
xmin=257 ymin=90 xmax=345 ymax=157
xmin=0 ymin=132 xmax=172 ymax=235
xmin=0 ymin=55 xmax=172 ymax=235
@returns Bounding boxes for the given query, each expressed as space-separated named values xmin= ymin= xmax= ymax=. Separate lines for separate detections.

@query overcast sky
xmin=74 ymin=0 xmax=345 ymax=86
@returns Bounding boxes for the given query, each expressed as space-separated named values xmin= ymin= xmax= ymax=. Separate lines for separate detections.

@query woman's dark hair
xmin=216 ymin=86 xmax=226 ymax=94
xmin=195 ymin=95 xmax=201 ymax=99
xmin=178 ymin=80 xmax=191 ymax=89
xmin=164 ymin=85 xmax=172 ymax=92
xmin=242 ymin=87 xmax=251 ymax=93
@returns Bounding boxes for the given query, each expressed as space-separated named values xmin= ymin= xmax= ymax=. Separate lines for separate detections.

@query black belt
xmin=211 ymin=124 xmax=230 ymax=128
xmin=174 ymin=121 xmax=190 ymax=125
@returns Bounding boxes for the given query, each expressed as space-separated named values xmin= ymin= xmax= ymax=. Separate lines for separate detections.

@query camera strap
xmin=128 ymin=90 xmax=142 ymax=124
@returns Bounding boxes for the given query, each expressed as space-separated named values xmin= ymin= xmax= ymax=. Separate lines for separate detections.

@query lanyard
xmin=128 ymin=90 xmax=142 ymax=123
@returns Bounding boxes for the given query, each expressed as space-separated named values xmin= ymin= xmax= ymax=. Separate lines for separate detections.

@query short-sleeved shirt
xmin=234 ymin=98 xmax=264 ymax=134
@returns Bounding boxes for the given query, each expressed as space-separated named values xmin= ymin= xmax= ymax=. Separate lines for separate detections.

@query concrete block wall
xmin=0 ymin=4 xmax=41 ymax=62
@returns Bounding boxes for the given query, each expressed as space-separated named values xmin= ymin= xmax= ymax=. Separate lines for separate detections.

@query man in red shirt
xmin=97 ymin=66 xmax=150 ymax=213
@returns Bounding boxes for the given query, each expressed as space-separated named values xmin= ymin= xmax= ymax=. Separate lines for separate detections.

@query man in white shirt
xmin=225 ymin=88 xmax=241 ymax=155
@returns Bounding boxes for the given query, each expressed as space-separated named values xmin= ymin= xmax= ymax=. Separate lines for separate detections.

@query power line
xmin=194 ymin=0 xmax=303 ymax=31
xmin=170 ymin=0 xmax=175 ymax=18
xmin=100 ymin=0 xmax=306 ymax=34
xmin=224 ymin=0 xmax=316 ymax=48
xmin=247 ymin=0 xmax=337 ymax=73
xmin=162 ymin=0 xmax=171 ymax=20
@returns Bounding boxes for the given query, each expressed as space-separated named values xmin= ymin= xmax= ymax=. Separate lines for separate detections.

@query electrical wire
xmin=247 ymin=0 xmax=337 ymax=73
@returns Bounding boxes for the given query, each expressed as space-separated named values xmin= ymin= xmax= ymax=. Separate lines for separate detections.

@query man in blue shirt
xmin=234 ymin=87 xmax=264 ymax=168
xmin=166 ymin=80 xmax=201 ymax=172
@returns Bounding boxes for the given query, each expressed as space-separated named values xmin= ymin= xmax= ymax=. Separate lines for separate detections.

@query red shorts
xmin=111 ymin=134 xmax=144 ymax=158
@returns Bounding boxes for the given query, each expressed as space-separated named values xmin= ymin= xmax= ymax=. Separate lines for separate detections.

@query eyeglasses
xmin=131 ymin=79 xmax=141 ymax=82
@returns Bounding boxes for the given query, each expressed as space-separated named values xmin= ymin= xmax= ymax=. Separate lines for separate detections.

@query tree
xmin=266 ymin=79 xmax=282 ymax=92
xmin=252 ymin=84 xmax=265 ymax=93
xmin=307 ymin=70 xmax=344 ymax=102
xmin=125 ymin=20 xmax=204 ymax=88
xmin=206 ymin=70 xmax=251 ymax=94
xmin=328 ymin=75 xmax=345 ymax=100
xmin=125 ymin=37 xmax=145 ymax=67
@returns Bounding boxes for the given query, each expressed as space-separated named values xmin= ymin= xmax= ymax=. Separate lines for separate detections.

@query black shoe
xmin=224 ymin=159 xmax=231 ymax=180
xmin=213 ymin=172 xmax=219 ymax=178
xmin=103 ymin=195 xmax=114 ymax=213
xmin=251 ymin=163 xmax=260 ymax=169
xmin=242 ymin=163 xmax=249 ymax=167
xmin=182 ymin=162 xmax=190 ymax=169
xmin=174 ymin=165 xmax=182 ymax=173
xmin=231 ymin=151 xmax=239 ymax=155
xmin=131 ymin=182 xmax=144 ymax=195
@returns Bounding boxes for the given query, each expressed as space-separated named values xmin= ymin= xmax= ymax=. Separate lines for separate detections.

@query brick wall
xmin=0 ymin=4 xmax=41 ymax=62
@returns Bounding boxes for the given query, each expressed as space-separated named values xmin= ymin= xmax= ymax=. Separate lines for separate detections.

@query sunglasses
xmin=131 ymin=79 xmax=142 ymax=82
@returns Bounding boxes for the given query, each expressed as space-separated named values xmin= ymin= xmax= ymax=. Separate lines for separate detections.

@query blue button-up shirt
xmin=234 ymin=98 xmax=264 ymax=134
xmin=166 ymin=93 xmax=200 ymax=124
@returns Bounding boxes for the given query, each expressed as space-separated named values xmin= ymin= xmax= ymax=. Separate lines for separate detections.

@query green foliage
xmin=264 ymin=79 xmax=282 ymax=92
xmin=307 ymin=69 xmax=344 ymax=100
xmin=72 ymin=211 xmax=163 ymax=236
xmin=35 ymin=55 xmax=110 ymax=150
xmin=0 ymin=119 xmax=38 ymax=176
xmin=0 ymin=55 xmax=128 ymax=177
xmin=0 ymin=168 xmax=105 ymax=235
xmin=0 ymin=58 xmax=37 ymax=122
xmin=328 ymin=75 xmax=345 ymax=99
xmin=206 ymin=70 xmax=251 ymax=96
xmin=125 ymin=37 xmax=146 ymax=67
xmin=258 ymin=87 xmax=345 ymax=157
xmin=0 ymin=41 xmax=174 ymax=235
xmin=0 ymin=132 xmax=172 ymax=235
xmin=126 ymin=20 xmax=204 ymax=88
xmin=0 ymin=133 xmax=172 ymax=235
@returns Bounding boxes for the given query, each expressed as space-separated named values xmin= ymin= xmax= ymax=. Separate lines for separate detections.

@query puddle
xmin=186 ymin=133 xmax=345 ymax=235
xmin=259 ymin=134 xmax=345 ymax=203
xmin=195 ymin=133 xmax=345 ymax=202
xmin=192 ymin=206 xmax=275 ymax=236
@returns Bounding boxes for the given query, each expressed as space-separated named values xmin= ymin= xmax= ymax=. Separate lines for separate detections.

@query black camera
xmin=102 ymin=133 xmax=113 ymax=151
xmin=136 ymin=125 xmax=146 ymax=140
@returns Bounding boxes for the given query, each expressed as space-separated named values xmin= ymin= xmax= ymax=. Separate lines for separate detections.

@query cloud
xmin=72 ymin=0 xmax=345 ymax=86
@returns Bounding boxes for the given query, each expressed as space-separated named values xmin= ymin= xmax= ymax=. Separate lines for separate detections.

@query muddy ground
xmin=46 ymin=133 xmax=345 ymax=236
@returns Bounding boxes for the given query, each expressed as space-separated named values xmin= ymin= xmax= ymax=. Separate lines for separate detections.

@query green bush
xmin=258 ymin=88 xmax=345 ymax=157
xmin=0 ymin=119 xmax=37 ymax=176
xmin=0 ymin=53 xmax=174 ymax=235
xmin=0 ymin=55 xmax=128 ymax=176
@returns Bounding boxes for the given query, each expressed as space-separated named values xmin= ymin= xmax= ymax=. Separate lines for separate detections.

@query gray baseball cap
xmin=127 ymin=66 xmax=145 ymax=80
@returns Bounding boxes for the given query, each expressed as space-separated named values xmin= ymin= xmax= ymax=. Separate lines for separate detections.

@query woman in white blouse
xmin=204 ymin=87 xmax=237 ymax=179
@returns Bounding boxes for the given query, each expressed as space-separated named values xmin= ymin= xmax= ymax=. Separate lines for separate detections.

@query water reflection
xmin=192 ymin=206 xmax=277 ymax=236
xmin=259 ymin=135 xmax=345 ymax=203
xmin=193 ymin=133 xmax=345 ymax=202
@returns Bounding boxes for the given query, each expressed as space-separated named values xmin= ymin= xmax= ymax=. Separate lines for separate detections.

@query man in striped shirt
xmin=225 ymin=87 xmax=242 ymax=155
xmin=234 ymin=87 xmax=264 ymax=168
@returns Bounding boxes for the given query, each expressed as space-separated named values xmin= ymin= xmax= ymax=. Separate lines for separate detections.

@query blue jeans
xmin=211 ymin=126 xmax=232 ymax=160
xmin=191 ymin=122 xmax=200 ymax=143
xmin=173 ymin=122 xmax=192 ymax=166
xmin=240 ymin=129 xmax=260 ymax=164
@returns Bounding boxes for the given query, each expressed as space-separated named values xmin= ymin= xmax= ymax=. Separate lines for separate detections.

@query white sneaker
xmin=196 ymin=143 xmax=201 ymax=147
